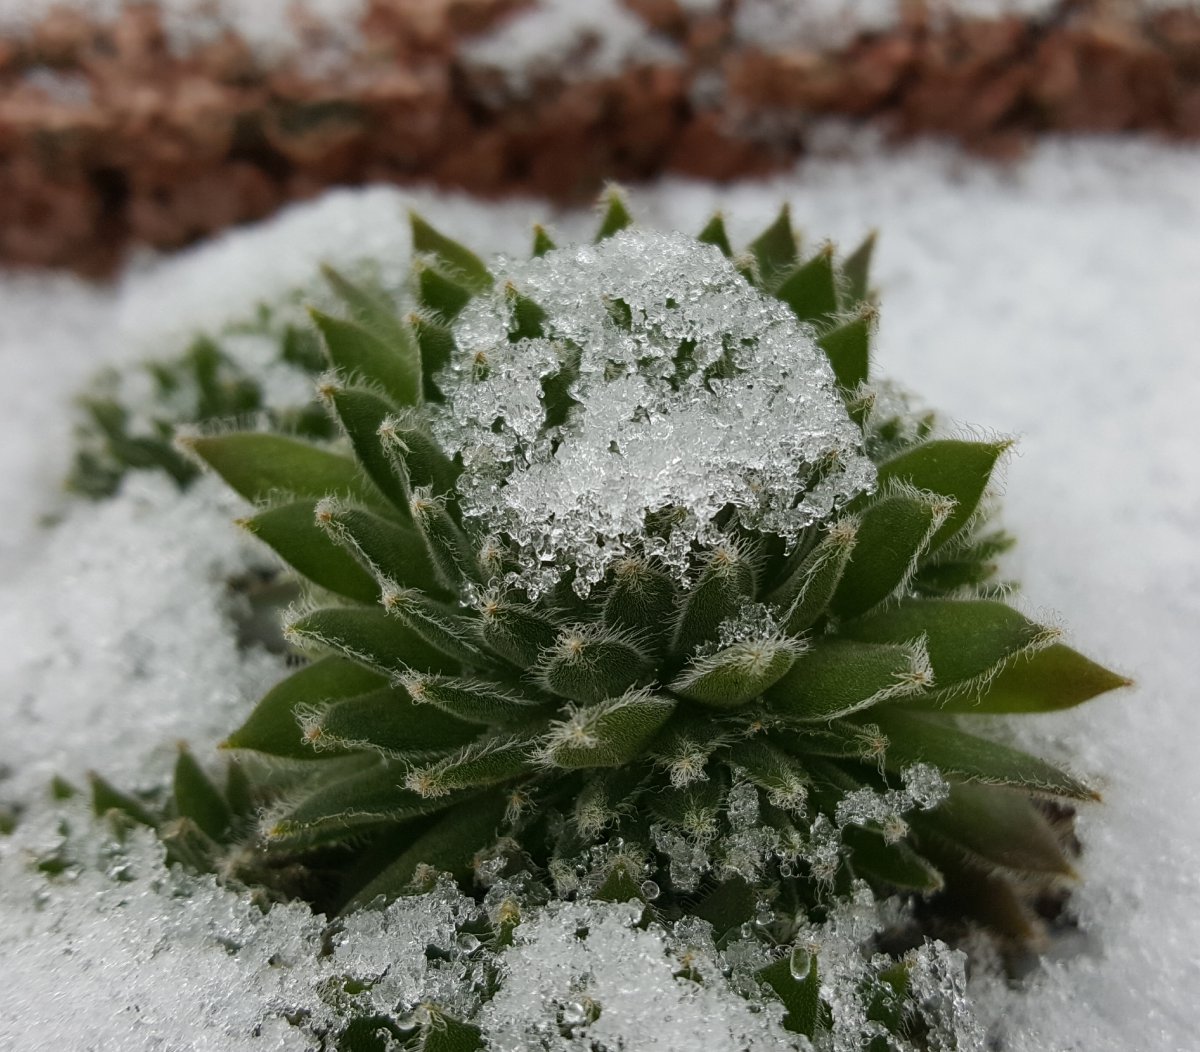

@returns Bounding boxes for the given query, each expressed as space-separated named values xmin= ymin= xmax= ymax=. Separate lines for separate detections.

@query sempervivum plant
xmin=108 ymin=194 xmax=1127 ymax=1046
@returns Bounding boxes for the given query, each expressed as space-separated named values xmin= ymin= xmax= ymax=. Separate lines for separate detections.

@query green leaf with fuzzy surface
xmin=173 ymin=747 xmax=231 ymax=840
xmin=671 ymin=544 xmax=756 ymax=658
xmin=382 ymin=587 xmax=489 ymax=668
xmin=264 ymin=759 xmax=457 ymax=848
xmin=345 ymin=795 xmax=507 ymax=911
xmin=602 ymin=557 xmax=676 ymax=655
xmin=912 ymin=782 xmax=1074 ymax=876
xmin=222 ymin=656 xmax=387 ymax=758
xmin=286 ymin=606 xmax=458 ymax=678
xmin=542 ymin=690 xmax=676 ymax=769
xmin=315 ymin=499 xmax=442 ymax=595
xmin=379 ymin=410 xmax=458 ymax=497
xmin=841 ymin=825 xmax=943 ymax=893
xmin=841 ymin=230 xmax=877 ymax=306
xmin=403 ymin=674 xmax=548 ymax=725
xmin=418 ymin=1011 xmax=484 ymax=1052
xmin=841 ymin=708 xmax=1097 ymax=800
xmin=767 ymin=523 xmax=858 ymax=635
xmin=186 ymin=432 xmax=382 ymax=507
xmin=748 ymin=205 xmax=797 ymax=287
xmin=404 ymin=735 xmax=534 ymax=798
xmin=758 ymin=953 xmax=823 ymax=1038
xmin=415 ymin=261 xmax=473 ymax=321
xmin=697 ymin=213 xmax=733 ymax=257
xmin=239 ymin=501 xmax=380 ymax=603
xmin=477 ymin=596 xmax=559 ymax=668
xmin=671 ymin=638 xmax=801 ymax=708
xmin=840 ymin=599 xmax=1057 ymax=694
xmin=410 ymin=212 xmax=492 ymax=292
xmin=817 ymin=313 xmax=872 ymax=390
xmin=775 ymin=248 xmax=838 ymax=323
xmin=305 ymin=686 xmax=479 ymax=757
xmin=594 ymin=187 xmax=634 ymax=242
xmin=727 ymin=742 xmax=810 ymax=810
xmin=651 ymin=777 xmax=724 ymax=840
xmin=908 ymin=643 xmax=1131 ymax=715
xmin=408 ymin=490 xmax=479 ymax=591
xmin=830 ymin=488 xmax=952 ymax=619
xmin=539 ymin=626 xmax=649 ymax=705
xmin=875 ymin=439 xmax=1010 ymax=549
xmin=766 ymin=639 xmax=933 ymax=722
xmin=310 ymin=307 xmax=421 ymax=408
xmin=323 ymin=384 xmax=410 ymax=509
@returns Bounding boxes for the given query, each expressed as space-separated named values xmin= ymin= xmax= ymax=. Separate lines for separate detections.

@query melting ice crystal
xmin=435 ymin=229 xmax=875 ymax=597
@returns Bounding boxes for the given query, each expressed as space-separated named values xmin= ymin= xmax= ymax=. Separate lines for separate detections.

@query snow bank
xmin=1 ymin=133 xmax=1197 ymax=1049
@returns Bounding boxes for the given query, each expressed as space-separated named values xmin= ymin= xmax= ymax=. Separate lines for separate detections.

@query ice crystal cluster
xmin=68 ymin=192 xmax=1128 ymax=1050
xmin=438 ymin=230 xmax=874 ymax=598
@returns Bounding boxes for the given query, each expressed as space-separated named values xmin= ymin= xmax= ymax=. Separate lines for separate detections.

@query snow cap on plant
xmin=128 ymin=191 xmax=1128 ymax=1045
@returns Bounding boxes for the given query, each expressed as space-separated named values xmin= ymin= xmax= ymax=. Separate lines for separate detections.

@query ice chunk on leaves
xmin=434 ymin=230 xmax=874 ymax=597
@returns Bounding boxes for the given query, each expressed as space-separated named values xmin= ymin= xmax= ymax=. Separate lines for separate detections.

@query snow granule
xmin=437 ymin=228 xmax=873 ymax=598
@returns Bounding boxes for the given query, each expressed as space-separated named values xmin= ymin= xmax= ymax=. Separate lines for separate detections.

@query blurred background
xmin=0 ymin=0 xmax=1197 ymax=273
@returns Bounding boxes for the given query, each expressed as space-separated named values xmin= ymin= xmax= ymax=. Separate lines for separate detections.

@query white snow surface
xmin=1 ymin=134 xmax=1198 ymax=1049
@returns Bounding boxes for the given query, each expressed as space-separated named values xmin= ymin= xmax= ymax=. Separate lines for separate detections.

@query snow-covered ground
xmin=1 ymin=133 xmax=1197 ymax=1049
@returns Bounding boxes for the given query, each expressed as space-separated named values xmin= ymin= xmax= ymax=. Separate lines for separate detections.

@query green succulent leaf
xmin=403 ymin=673 xmax=548 ymax=725
xmin=89 ymin=772 xmax=156 ymax=827
xmin=671 ymin=543 xmax=756 ymax=658
xmin=839 ymin=599 xmax=1057 ymax=693
xmin=875 ymin=439 xmax=1010 ymax=549
xmin=382 ymin=586 xmax=490 ymax=668
xmin=304 ymin=685 xmax=480 ymax=757
xmin=758 ymin=952 xmax=823 ymax=1038
xmin=671 ymin=638 xmax=802 ymax=709
xmin=531 ymin=224 xmax=557 ymax=257
xmin=841 ymin=824 xmax=944 ymax=893
xmin=602 ymin=557 xmax=677 ymax=654
xmin=410 ymin=212 xmax=492 ymax=292
xmin=829 ymin=486 xmax=953 ymax=619
xmin=767 ymin=522 xmax=859 ymax=635
xmin=322 ymin=383 xmax=411 ymax=508
xmin=537 ymin=625 xmax=650 ymax=705
xmin=404 ymin=735 xmax=535 ymax=798
xmin=912 ymin=781 xmax=1075 ymax=877
xmin=542 ymin=690 xmax=676 ymax=769
xmin=222 ymin=656 xmax=387 ymax=758
xmin=728 ymin=742 xmax=810 ymax=810
xmin=766 ymin=639 xmax=934 ymax=722
xmin=285 ymin=606 xmax=458 ymax=678
xmin=416 ymin=261 xmax=474 ymax=321
xmin=315 ymin=498 xmax=443 ymax=595
xmin=841 ymin=708 xmax=1097 ymax=800
xmin=697 ymin=213 xmax=733 ymax=257
xmin=817 ymin=312 xmax=872 ymax=390
xmin=408 ymin=489 xmax=479 ymax=591
xmin=345 ymin=795 xmax=508 ymax=911
xmin=310 ymin=306 xmax=421 ymax=408
xmin=239 ymin=501 xmax=380 ymax=603
xmin=173 ymin=747 xmax=231 ymax=841
xmin=594 ymin=186 xmax=634 ymax=242
xmin=841 ymin=230 xmax=877 ymax=306
xmin=477 ymin=596 xmax=560 ymax=668
xmin=186 ymin=431 xmax=383 ymax=507
xmin=264 ymin=758 xmax=455 ymax=848
xmin=748 ymin=205 xmax=797 ymax=287
xmin=910 ymin=643 xmax=1131 ymax=715
xmin=775 ymin=247 xmax=838 ymax=324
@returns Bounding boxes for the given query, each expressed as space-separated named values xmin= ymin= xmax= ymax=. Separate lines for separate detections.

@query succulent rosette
xmin=85 ymin=193 xmax=1127 ymax=1049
